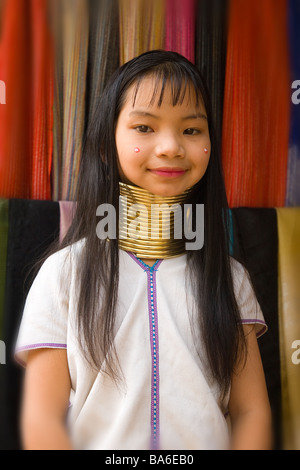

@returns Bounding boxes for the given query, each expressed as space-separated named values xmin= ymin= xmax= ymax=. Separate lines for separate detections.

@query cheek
xmin=191 ymin=149 xmax=211 ymax=179
xmin=117 ymin=149 xmax=144 ymax=181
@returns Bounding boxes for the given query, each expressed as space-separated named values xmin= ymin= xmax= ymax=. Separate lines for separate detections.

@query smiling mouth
xmin=148 ymin=168 xmax=187 ymax=179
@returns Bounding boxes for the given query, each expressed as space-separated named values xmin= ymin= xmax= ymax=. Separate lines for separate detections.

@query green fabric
xmin=0 ymin=199 xmax=9 ymax=338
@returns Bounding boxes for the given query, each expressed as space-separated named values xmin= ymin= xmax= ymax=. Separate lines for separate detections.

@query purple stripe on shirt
xmin=240 ymin=319 xmax=268 ymax=338
xmin=147 ymin=261 xmax=162 ymax=450
xmin=16 ymin=343 xmax=67 ymax=352
xmin=126 ymin=251 xmax=163 ymax=449
xmin=14 ymin=343 xmax=67 ymax=367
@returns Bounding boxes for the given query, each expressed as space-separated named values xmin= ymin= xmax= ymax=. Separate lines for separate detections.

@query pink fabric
xmin=59 ymin=201 xmax=76 ymax=243
xmin=164 ymin=0 xmax=196 ymax=63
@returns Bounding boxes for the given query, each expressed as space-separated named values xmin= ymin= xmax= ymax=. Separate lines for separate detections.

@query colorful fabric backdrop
xmin=0 ymin=0 xmax=299 ymax=451
xmin=0 ymin=0 xmax=299 ymax=206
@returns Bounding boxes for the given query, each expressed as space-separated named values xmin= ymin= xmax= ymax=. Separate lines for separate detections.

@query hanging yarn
xmin=222 ymin=0 xmax=290 ymax=208
xmin=0 ymin=0 xmax=53 ymax=200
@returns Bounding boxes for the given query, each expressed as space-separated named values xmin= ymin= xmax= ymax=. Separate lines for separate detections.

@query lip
xmin=148 ymin=167 xmax=187 ymax=178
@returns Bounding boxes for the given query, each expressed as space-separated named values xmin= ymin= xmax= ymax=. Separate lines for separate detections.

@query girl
xmin=15 ymin=50 xmax=272 ymax=450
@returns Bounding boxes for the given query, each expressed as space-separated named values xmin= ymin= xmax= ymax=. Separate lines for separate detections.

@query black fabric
xmin=0 ymin=200 xmax=59 ymax=450
xmin=231 ymin=207 xmax=282 ymax=449
xmin=85 ymin=0 xmax=120 ymax=132
xmin=195 ymin=0 xmax=229 ymax=144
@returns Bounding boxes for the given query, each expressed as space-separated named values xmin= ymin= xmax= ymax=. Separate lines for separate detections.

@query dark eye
xmin=135 ymin=125 xmax=152 ymax=133
xmin=184 ymin=128 xmax=200 ymax=135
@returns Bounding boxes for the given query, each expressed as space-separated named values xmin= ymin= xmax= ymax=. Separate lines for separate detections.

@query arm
xmin=21 ymin=348 xmax=73 ymax=450
xmin=228 ymin=325 xmax=273 ymax=450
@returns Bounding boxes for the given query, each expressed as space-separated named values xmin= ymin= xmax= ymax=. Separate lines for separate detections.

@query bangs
xmin=131 ymin=64 xmax=203 ymax=109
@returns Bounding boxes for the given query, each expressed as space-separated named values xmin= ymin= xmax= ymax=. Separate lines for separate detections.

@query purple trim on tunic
xmin=16 ymin=343 xmax=67 ymax=352
xmin=147 ymin=260 xmax=162 ymax=449
xmin=126 ymin=251 xmax=163 ymax=449
xmin=240 ymin=319 xmax=268 ymax=338
xmin=15 ymin=343 xmax=67 ymax=367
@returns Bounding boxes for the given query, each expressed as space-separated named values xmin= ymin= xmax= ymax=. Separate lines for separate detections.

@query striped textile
xmin=231 ymin=208 xmax=282 ymax=448
xmin=0 ymin=0 xmax=53 ymax=200
xmin=164 ymin=0 xmax=196 ymax=63
xmin=286 ymin=0 xmax=300 ymax=206
xmin=119 ymin=0 xmax=165 ymax=65
xmin=49 ymin=0 xmax=64 ymax=201
xmin=0 ymin=199 xmax=8 ymax=338
xmin=61 ymin=0 xmax=88 ymax=201
xmin=222 ymin=0 xmax=290 ymax=208
xmin=277 ymin=208 xmax=300 ymax=450
xmin=50 ymin=0 xmax=89 ymax=201
xmin=31 ymin=0 xmax=53 ymax=200
xmin=86 ymin=0 xmax=120 ymax=121
xmin=195 ymin=0 xmax=228 ymax=145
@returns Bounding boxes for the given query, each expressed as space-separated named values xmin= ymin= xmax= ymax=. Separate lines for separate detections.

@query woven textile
xmin=286 ymin=0 xmax=300 ymax=206
xmin=277 ymin=208 xmax=300 ymax=450
xmin=231 ymin=208 xmax=282 ymax=449
xmin=0 ymin=0 xmax=53 ymax=200
xmin=86 ymin=0 xmax=120 ymax=121
xmin=50 ymin=0 xmax=89 ymax=201
xmin=195 ymin=0 xmax=228 ymax=146
xmin=164 ymin=0 xmax=196 ymax=63
xmin=0 ymin=199 xmax=8 ymax=338
xmin=0 ymin=199 xmax=59 ymax=449
xmin=119 ymin=0 xmax=165 ymax=65
xmin=222 ymin=0 xmax=290 ymax=208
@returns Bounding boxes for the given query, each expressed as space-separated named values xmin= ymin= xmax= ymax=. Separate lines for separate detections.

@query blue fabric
xmin=286 ymin=0 xmax=300 ymax=206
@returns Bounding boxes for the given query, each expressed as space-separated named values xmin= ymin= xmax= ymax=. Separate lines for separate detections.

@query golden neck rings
xmin=118 ymin=182 xmax=193 ymax=259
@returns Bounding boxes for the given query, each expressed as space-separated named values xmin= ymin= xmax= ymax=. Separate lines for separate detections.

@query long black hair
xmin=60 ymin=50 xmax=246 ymax=397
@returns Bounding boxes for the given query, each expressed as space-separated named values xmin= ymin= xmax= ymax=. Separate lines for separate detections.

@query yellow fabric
xmin=119 ymin=0 xmax=165 ymax=65
xmin=49 ymin=0 xmax=89 ymax=201
xmin=276 ymin=208 xmax=300 ymax=450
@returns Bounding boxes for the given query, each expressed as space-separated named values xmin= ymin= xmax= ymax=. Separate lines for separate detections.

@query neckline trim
xmin=126 ymin=251 xmax=163 ymax=272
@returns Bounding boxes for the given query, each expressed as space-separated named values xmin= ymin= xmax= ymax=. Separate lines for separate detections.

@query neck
xmin=118 ymin=182 xmax=193 ymax=259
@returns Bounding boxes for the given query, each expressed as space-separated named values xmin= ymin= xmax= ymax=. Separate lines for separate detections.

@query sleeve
xmin=230 ymin=257 xmax=268 ymax=338
xmin=14 ymin=248 xmax=71 ymax=366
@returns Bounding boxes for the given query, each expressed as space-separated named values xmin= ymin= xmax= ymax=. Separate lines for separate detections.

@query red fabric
xmin=0 ymin=0 xmax=53 ymax=200
xmin=222 ymin=0 xmax=290 ymax=207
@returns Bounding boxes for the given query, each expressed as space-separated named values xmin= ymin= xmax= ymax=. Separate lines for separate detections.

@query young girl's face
xmin=115 ymin=76 xmax=211 ymax=197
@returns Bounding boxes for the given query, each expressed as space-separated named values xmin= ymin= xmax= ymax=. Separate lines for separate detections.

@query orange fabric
xmin=0 ymin=0 xmax=53 ymax=200
xmin=222 ymin=0 xmax=290 ymax=208
xmin=31 ymin=0 xmax=53 ymax=200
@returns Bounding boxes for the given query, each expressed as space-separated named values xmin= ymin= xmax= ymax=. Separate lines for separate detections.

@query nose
xmin=155 ymin=132 xmax=184 ymax=159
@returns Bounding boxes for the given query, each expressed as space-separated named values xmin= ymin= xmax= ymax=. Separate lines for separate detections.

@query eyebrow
xmin=128 ymin=110 xmax=208 ymax=121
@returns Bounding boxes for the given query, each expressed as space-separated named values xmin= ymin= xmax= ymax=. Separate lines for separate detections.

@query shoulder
xmin=229 ymin=257 xmax=267 ymax=338
xmin=229 ymin=256 xmax=252 ymax=294
xmin=37 ymin=239 xmax=85 ymax=279
xmin=22 ymin=239 xmax=86 ymax=311
xmin=229 ymin=256 xmax=247 ymax=277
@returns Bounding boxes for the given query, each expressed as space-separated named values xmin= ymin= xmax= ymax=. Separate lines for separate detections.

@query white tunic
xmin=15 ymin=241 xmax=267 ymax=450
